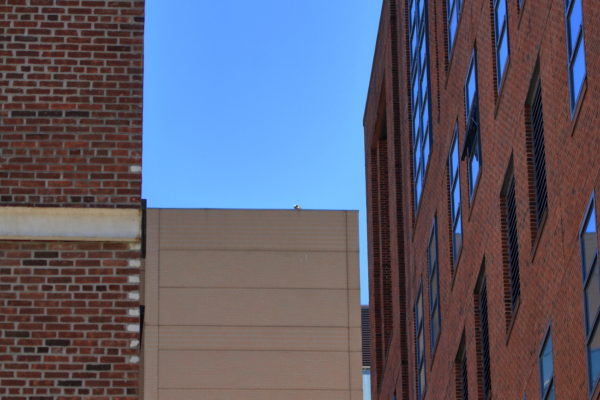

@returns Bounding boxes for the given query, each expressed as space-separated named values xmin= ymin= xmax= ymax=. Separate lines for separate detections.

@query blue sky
xmin=142 ymin=0 xmax=382 ymax=304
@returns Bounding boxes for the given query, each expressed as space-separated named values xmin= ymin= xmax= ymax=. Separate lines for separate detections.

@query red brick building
xmin=0 ymin=1 xmax=144 ymax=399
xmin=364 ymin=0 xmax=600 ymax=399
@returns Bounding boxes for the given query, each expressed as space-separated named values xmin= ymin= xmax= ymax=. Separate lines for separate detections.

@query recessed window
xmin=463 ymin=51 xmax=481 ymax=200
xmin=428 ymin=218 xmax=441 ymax=349
xmin=449 ymin=125 xmax=463 ymax=267
xmin=525 ymin=70 xmax=548 ymax=240
xmin=447 ymin=0 xmax=462 ymax=56
xmin=474 ymin=270 xmax=491 ymax=399
xmin=565 ymin=0 xmax=586 ymax=113
xmin=500 ymin=161 xmax=521 ymax=326
xmin=539 ymin=329 xmax=555 ymax=400
xmin=415 ymin=284 xmax=426 ymax=400
xmin=493 ymin=0 xmax=510 ymax=89
xmin=580 ymin=197 xmax=600 ymax=392
xmin=455 ymin=334 xmax=469 ymax=400
xmin=408 ymin=0 xmax=433 ymax=210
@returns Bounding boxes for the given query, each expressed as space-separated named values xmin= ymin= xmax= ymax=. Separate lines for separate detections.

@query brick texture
xmin=364 ymin=0 xmax=600 ymax=399
xmin=0 ymin=241 xmax=141 ymax=399
xmin=0 ymin=0 xmax=144 ymax=207
xmin=0 ymin=1 xmax=144 ymax=398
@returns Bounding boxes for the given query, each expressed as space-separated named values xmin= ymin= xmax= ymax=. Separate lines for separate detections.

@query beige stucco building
xmin=142 ymin=209 xmax=362 ymax=400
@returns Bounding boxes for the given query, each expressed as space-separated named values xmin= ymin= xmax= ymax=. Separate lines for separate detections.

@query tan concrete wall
xmin=144 ymin=209 xmax=361 ymax=400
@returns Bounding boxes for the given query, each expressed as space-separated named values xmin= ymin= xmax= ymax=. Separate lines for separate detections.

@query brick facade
xmin=0 ymin=0 xmax=144 ymax=207
xmin=0 ymin=241 xmax=141 ymax=399
xmin=365 ymin=0 xmax=600 ymax=399
xmin=0 ymin=1 xmax=144 ymax=399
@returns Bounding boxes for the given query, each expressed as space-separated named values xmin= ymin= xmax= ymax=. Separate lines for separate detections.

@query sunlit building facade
xmin=364 ymin=0 xmax=600 ymax=399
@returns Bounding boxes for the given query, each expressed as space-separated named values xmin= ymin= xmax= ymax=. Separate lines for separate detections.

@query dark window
xmin=493 ymin=0 xmax=509 ymax=89
xmin=475 ymin=272 xmax=491 ymax=399
xmin=428 ymin=218 xmax=441 ymax=349
xmin=539 ymin=329 xmax=555 ymax=400
xmin=449 ymin=126 xmax=463 ymax=266
xmin=462 ymin=51 xmax=481 ymax=200
xmin=415 ymin=284 xmax=426 ymax=399
xmin=501 ymin=165 xmax=520 ymax=323
xmin=565 ymin=0 xmax=586 ymax=113
xmin=455 ymin=334 xmax=469 ymax=400
xmin=580 ymin=198 xmax=600 ymax=392
xmin=525 ymin=74 xmax=548 ymax=238
xmin=408 ymin=0 xmax=432 ymax=209
xmin=447 ymin=0 xmax=462 ymax=56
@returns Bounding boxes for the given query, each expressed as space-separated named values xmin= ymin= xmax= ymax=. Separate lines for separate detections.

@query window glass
xmin=423 ymin=130 xmax=430 ymax=167
xmin=409 ymin=0 xmax=431 ymax=210
xmin=494 ymin=0 xmax=509 ymax=88
xmin=418 ymin=329 xmax=425 ymax=358
xmin=450 ymin=11 xmax=457 ymax=46
xmin=466 ymin=64 xmax=476 ymax=114
xmin=572 ymin=42 xmax=586 ymax=102
xmin=415 ymin=134 xmax=422 ymax=167
xmin=568 ymin=0 xmax=583 ymax=52
xmin=495 ymin=0 xmax=506 ymax=32
xmin=431 ymin=307 xmax=440 ymax=342
xmin=452 ymin=140 xmax=459 ymax=175
xmin=589 ymin=321 xmax=600 ymax=388
xmin=428 ymin=219 xmax=441 ymax=348
xmin=412 ymin=78 xmax=420 ymax=111
xmin=447 ymin=0 xmax=462 ymax=54
xmin=546 ymin=385 xmax=555 ymax=400
xmin=412 ymin=31 xmax=418 ymax=59
xmin=566 ymin=0 xmax=586 ymax=113
xmin=498 ymin=30 xmax=509 ymax=76
xmin=415 ymin=286 xmax=426 ymax=400
xmin=431 ymin=269 xmax=438 ymax=304
xmin=410 ymin=0 xmax=417 ymax=27
xmin=585 ymin=265 xmax=600 ymax=333
xmin=417 ymin=291 xmax=423 ymax=321
xmin=414 ymin=110 xmax=422 ymax=140
xmin=469 ymin=139 xmax=480 ymax=193
xmin=417 ymin=172 xmax=423 ymax=203
xmin=362 ymin=369 xmax=371 ymax=400
xmin=454 ymin=214 xmax=463 ymax=256
xmin=540 ymin=334 xmax=554 ymax=394
xmin=429 ymin=229 xmax=437 ymax=262
xmin=582 ymin=206 xmax=598 ymax=278
xmin=419 ymin=365 xmax=426 ymax=395
xmin=423 ymin=70 xmax=429 ymax=96
xmin=453 ymin=184 xmax=460 ymax=218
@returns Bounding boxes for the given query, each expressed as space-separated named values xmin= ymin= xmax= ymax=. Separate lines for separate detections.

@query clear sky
xmin=142 ymin=0 xmax=382 ymax=305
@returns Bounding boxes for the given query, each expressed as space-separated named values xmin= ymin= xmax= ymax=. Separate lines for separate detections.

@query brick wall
xmin=0 ymin=0 xmax=144 ymax=207
xmin=365 ymin=0 xmax=600 ymax=399
xmin=0 ymin=1 xmax=144 ymax=398
xmin=0 ymin=241 xmax=141 ymax=399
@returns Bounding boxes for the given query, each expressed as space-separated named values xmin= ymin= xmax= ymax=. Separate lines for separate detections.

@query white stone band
xmin=0 ymin=207 xmax=142 ymax=242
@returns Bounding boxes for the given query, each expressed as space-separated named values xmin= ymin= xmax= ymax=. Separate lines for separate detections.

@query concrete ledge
xmin=0 ymin=207 xmax=142 ymax=242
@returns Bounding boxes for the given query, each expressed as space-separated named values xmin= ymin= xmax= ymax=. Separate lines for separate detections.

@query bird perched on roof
xmin=293 ymin=204 xmax=302 ymax=210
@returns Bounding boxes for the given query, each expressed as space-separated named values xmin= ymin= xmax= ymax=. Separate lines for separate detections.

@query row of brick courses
xmin=0 ymin=0 xmax=144 ymax=207
xmin=0 ymin=240 xmax=140 ymax=399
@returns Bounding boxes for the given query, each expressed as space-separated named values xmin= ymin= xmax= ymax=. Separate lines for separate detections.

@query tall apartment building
xmin=364 ymin=0 xmax=599 ymax=399
xmin=0 ymin=1 xmax=145 ymax=399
